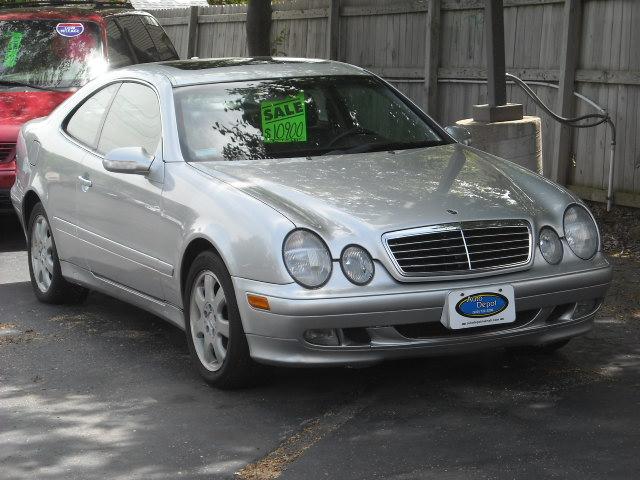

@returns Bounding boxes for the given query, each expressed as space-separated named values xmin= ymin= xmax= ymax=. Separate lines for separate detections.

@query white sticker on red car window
xmin=3 ymin=32 xmax=23 ymax=68
xmin=55 ymin=23 xmax=85 ymax=38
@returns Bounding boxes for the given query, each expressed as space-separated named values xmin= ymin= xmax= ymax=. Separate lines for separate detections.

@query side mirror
xmin=445 ymin=125 xmax=472 ymax=146
xmin=103 ymin=147 xmax=153 ymax=175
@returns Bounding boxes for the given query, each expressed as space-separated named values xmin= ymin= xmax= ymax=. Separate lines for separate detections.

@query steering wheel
xmin=327 ymin=127 xmax=379 ymax=148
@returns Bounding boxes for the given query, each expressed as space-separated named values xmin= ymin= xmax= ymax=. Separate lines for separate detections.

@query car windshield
xmin=0 ymin=19 xmax=104 ymax=90
xmin=174 ymin=75 xmax=448 ymax=162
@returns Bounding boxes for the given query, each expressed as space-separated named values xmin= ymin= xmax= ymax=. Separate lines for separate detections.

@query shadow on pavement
xmin=0 ymin=213 xmax=25 ymax=253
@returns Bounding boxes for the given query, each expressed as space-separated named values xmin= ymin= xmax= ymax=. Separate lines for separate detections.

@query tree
xmin=246 ymin=0 xmax=271 ymax=56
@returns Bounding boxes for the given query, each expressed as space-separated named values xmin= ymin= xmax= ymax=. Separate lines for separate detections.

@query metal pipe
xmin=607 ymin=143 xmax=615 ymax=211
xmin=438 ymin=77 xmax=616 ymax=210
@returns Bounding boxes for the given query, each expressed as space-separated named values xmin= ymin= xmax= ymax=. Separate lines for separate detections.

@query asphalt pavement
xmin=1 ymin=213 xmax=638 ymax=480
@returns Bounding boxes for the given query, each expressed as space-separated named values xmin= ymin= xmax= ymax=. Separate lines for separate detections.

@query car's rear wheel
xmin=27 ymin=203 xmax=88 ymax=304
xmin=184 ymin=251 xmax=257 ymax=389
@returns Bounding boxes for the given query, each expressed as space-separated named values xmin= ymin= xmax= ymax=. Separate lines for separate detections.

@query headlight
xmin=283 ymin=229 xmax=332 ymax=288
xmin=539 ymin=227 xmax=563 ymax=264
xmin=340 ymin=245 xmax=374 ymax=285
xmin=563 ymin=204 xmax=599 ymax=259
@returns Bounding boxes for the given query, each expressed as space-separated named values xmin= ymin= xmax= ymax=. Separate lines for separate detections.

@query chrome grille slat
xmin=464 ymin=238 xmax=529 ymax=248
xmin=463 ymin=232 xmax=529 ymax=240
xmin=465 ymin=245 xmax=530 ymax=255
xmin=384 ymin=220 xmax=532 ymax=277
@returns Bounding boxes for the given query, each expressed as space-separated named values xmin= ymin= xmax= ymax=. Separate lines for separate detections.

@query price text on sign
xmin=260 ymin=92 xmax=307 ymax=144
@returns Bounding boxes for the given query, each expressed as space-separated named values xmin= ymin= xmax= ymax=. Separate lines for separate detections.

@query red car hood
xmin=0 ymin=91 xmax=73 ymax=141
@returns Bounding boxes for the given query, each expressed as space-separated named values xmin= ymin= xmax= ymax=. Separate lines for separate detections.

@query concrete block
xmin=456 ymin=116 xmax=543 ymax=175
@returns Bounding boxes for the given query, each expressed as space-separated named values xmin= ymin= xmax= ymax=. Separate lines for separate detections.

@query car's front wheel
xmin=184 ymin=251 xmax=257 ymax=389
xmin=27 ymin=203 xmax=88 ymax=304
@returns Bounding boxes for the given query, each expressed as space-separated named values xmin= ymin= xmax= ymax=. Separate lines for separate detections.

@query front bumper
xmin=0 ymin=161 xmax=17 ymax=214
xmin=233 ymin=254 xmax=612 ymax=366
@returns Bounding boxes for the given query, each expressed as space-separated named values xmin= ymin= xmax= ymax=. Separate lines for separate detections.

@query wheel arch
xmin=179 ymin=237 xmax=225 ymax=301
xmin=23 ymin=190 xmax=42 ymax=226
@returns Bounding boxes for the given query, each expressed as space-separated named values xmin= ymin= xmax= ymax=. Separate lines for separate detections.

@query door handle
xmin=78 ymin=175 xmax=92 ymax=191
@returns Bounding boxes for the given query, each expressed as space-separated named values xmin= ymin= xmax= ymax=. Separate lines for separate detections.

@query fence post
xmin=551 ymin=0 xmax=582 ymax=184
xmin=327 ymin=0 xmax=340 ymax=60
xmin=424 ymin=0 xmax=440 ymax=118
xmin=186 ymin=6 xmax=199 ymax=59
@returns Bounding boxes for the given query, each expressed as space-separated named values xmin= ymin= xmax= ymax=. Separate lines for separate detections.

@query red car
xmin=0 ymin=1 xmax=179 ymax=212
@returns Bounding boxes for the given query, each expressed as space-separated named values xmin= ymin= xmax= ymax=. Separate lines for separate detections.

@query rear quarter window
xmin=65 ymin=83 xmax=120 ymax=148
xmin=113 ymin=15 xmax=157 ymax=64
xmin=140 ymin=15 xmax=178 ymax=61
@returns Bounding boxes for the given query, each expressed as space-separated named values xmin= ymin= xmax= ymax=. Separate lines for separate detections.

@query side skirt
xmin=60 ymin=260 xmax=185 ymax=331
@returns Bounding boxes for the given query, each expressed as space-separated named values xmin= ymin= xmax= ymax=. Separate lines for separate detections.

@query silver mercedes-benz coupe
xmin=11 ymin=58 xmax=612 ymax=388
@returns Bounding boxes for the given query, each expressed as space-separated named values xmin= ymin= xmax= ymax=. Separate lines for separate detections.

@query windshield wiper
xmin=0 ymin=80 xmax=58 ymax=92
xmin=322 ymin=140 xmax=446 ymax=156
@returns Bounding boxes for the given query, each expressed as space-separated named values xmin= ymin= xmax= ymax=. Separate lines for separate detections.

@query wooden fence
xmin=149 ymin=0 xmax=640 ymax=207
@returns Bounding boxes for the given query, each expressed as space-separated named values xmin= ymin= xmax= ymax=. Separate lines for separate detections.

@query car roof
xmin=118 ymin=57 xmax=370 ymax=87
xmin=0 ymin=7 xmax=144 ymax=20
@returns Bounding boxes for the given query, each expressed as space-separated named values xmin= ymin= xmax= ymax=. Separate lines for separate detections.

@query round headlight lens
xmin=539 ymin=227 xmax=563 ymax=265
xmin=341 ymin=245 xmax=374 ymax=285
xmin=283 ymin=229 xmax=332 ymax=288
xmin=563 ymin=204 xmax=599 ymax=259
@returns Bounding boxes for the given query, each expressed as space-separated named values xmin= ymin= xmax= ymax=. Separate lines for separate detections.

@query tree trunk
xmin=246 ymin=0 xmax=272 ymax=57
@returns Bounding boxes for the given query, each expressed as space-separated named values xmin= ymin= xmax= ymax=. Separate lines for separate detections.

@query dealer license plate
xmin=441 ymin=285 xmax=516 ymax=330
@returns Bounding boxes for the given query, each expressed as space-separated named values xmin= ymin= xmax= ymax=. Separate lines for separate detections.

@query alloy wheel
xmin=31 ymin=215 xmax=54 ymax=293
xmin=189 ymin=270 xmax=231 ymax=372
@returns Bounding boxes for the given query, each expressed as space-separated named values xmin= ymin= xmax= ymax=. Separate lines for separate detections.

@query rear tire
xmin=183 ymin=251 xmax=258 ymax=389
xmin=27 ymin=203 xmax=88 ymax=304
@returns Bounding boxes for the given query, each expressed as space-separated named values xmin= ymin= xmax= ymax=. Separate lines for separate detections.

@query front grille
xmin=384 ymin=220 xmax=532 ymax=276
xmin=0 ymin=143 xmax=16 ymax=163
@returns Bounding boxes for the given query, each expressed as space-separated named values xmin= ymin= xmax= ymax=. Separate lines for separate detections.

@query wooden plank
xmin=341 ymin=3 xmax=429 ymax=17
xmin=272 ymin=8 xmax=328 ymax=20
xmin=327 ymin=0 xmax=340 ymax=60
xmin=575 ymin=70 xmax=640 ymax=86
xmin=436 ymin=66 xmax=640 ymax=86
xmin=438 ymin=66 xmax=559 ymax=81
xmin=186 ymin=6 xmax=199 ymax=59
xmin=568 ymin=184 xmax=640 ymax=210
xmin=442 ymin=0 xmax=563 ymax=11
xmin=425 ymin=0 xmax=441 ymax=116
xmin=198 ymin=13 xmax=246 ymax=24
xmin=156 ymin=17 xmax=188 ymax=27
xmin=550 ymin=0 xmax=582 ymax=184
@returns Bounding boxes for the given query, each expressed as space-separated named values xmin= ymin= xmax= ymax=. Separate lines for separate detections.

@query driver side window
xmin=97 ymin=82 xmax=161 ymax=156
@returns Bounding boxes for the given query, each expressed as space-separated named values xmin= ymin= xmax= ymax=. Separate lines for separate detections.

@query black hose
xmin=506 ymin=73 xmax=616 ymax=144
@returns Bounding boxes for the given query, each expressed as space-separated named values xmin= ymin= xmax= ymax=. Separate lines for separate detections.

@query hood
xmin=192 ymin=145 xmax=575 ymax=241
xmin=0 ymin=91 xmax=73 ymax=138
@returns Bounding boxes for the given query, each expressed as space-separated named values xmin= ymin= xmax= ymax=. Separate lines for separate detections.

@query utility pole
xmin=472 ymin=0 xmax=522 ymax=123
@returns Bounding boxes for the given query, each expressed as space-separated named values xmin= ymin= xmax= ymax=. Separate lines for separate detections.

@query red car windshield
xmin=0 ymin=19 xmax=104 ymax=90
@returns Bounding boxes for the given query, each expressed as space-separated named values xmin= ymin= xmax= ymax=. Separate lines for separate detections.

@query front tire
xmin=27 ymin=203 xmax=88 ymax=304
xmin=184 ymin=251 xmax=257 ymax=389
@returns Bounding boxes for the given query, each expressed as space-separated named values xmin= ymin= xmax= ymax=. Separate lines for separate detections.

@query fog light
xmin=539 ymin=227 xmax=563 ymax=265
xmin=303 ymin=328 xmax=340 ymax=346
xmin=573 ymin=300 xmax=600 ymax=319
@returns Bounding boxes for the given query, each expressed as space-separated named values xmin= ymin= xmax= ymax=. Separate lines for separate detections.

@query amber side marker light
xmin=247 ymin=294 xmax=270 ymax=311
